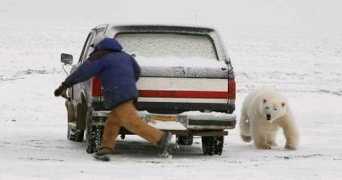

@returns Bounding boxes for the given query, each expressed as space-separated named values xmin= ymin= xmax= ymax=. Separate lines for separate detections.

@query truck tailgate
xmin=137 ymin=77 xmax=228 ymax=104
xmin=136 ymin=64 xmax=231 ymax=113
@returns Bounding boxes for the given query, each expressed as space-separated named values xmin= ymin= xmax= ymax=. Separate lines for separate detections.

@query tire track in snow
xmin=0 ymin=68 xmax=60 ymax=82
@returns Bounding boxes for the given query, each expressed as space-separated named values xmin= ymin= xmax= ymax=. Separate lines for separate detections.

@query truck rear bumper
xmin=91 ymin=110 xmax=236 ymax=131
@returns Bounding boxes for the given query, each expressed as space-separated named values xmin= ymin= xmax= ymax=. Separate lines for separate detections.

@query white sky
xmin=1 ymin=0 xmax=341 ymax=33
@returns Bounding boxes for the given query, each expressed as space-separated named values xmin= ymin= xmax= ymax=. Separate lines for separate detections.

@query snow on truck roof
xmin=94 ymin=24 xmax=217 ymax=34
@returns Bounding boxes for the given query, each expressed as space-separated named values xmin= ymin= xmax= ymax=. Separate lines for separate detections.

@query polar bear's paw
xmin=256 ymin=144 xmax=272 ymax=150
xmin=285 ymin=144 xmax=297 ymax=150
xmin=241 ymin=135 xmax=252 ymax=142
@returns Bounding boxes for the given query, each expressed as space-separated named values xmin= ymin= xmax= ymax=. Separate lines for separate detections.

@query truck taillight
xmin=228 ymin=79 xmax=236 ymax=99
xmin=91 ymin=76 xmax=102 ymax=97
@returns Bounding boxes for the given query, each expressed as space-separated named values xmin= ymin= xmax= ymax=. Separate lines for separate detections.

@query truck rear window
xmin=115 ymin=33 xmax=218 ymax=60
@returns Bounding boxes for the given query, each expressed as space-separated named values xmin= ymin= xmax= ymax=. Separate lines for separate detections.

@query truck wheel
xmin=176 ymin=135 xmax=193 ymax=145
xmin=66 ymin=101 xmax=84 ymax=142
xmin=67 ymin=125 xmax=84 ymax=142
xmin=86 ymin=125 xmax=103 ymax=154
xmin=201 ymin=136 xmax=224 ymax=155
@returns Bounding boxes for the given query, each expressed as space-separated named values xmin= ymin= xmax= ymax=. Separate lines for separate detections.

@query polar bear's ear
xmin=263 ymin=99 xmax=267 ymax=104
xmin=281 ymin=102 xmax=286 ymax=107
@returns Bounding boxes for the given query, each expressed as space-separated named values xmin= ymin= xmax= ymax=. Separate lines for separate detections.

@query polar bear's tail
xmin=239 ymin=106 xmax=252 ymax=142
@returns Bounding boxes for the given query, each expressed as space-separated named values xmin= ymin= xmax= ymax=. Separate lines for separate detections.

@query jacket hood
xmin=95 ymin=38 xmax=122 ymax=52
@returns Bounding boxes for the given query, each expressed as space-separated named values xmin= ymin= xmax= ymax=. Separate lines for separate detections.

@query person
xmin=54 ymin=37 xmax=172 ymax=160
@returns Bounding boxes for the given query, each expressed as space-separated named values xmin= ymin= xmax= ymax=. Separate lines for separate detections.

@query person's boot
xmin=157 ymin=132 xmax=173 ymax=158
xmin=93 ymin=147 xmax=113 ymax=161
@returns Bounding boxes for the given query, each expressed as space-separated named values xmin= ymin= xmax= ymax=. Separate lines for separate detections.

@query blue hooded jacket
xmin=63 ymin=38 xmax=141 ymax=109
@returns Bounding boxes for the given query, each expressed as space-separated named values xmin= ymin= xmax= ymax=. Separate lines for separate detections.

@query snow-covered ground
xmin=1 ymin=0 xmax=342 ymax=179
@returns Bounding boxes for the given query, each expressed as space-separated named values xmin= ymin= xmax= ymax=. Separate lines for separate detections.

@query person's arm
xmin=54 ymin=58 xmax=106 ymax=97
xmin=63 ymin=59 xmax=106 ymax=87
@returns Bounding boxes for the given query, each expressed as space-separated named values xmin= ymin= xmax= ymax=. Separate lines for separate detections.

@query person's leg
xmin=101 ymin=110 xmax=121 ymax=150
xmin=113 ymin=100 xmax=164 ymax=145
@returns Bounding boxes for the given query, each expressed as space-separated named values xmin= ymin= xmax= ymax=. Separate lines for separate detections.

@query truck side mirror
xmin=61 ymin=53 xmax=73 ymax=65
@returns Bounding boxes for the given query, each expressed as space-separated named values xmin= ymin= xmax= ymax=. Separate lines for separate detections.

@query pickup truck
xmin=60 ymin=24 xmax=236 ymax=155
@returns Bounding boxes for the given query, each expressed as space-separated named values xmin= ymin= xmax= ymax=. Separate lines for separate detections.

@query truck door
xmin=71 ymin=31 xmax=95 ymax=103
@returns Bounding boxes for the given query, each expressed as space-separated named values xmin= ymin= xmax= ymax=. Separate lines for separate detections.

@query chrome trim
xmin=92 ymin=111 xmax=110 ymax=117
xmin=91 ymin=110 xmax=236 ymax=130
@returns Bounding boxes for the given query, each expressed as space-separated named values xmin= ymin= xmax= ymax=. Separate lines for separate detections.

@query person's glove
xmin=54 ymin=83 xmax=68 ymax=97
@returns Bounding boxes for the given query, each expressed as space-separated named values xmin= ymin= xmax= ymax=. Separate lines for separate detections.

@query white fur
xmin=239 ymin=87 xmax=299 ymax=150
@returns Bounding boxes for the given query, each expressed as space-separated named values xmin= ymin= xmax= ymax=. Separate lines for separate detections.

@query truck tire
xmin=86 ymin=123 xmax=103 ymax=154
xmin=176 ymin=135 xmax=193 ymax=146
xmin=67 ymin=126 xmax=84 ymax=142
xmin=86 ymin=126 xmax=103 ymax=154
xmin=66 ymin=101 xmax=84 ymax=142
xmin=201 ymin=136 xmax=224 ymax=155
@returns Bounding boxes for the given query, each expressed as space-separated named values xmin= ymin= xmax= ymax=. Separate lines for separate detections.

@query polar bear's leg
xmin=252 ymin=124 xmax=272 ymax=149
xmin=239 ymin=107 xmax=252 ymax=142
xmin=266 ymin=129 xmax=278 ymax=146
xmin=266 ymin=125 xmax=279 ymax=146
xmin=279 ymin=115 xmax=299 ymax=150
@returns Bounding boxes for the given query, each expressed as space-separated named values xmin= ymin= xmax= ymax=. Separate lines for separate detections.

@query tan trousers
xmin=101 ymin=100 xmax=164 ymax=150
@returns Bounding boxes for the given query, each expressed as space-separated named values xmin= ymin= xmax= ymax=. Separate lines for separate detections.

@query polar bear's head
xmin=259 ymin=97 xmax=287 ymax=123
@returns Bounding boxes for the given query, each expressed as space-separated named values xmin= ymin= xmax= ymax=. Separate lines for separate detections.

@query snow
xmin=148 ymin=121 xmax=187 ymax=131
xmin=116 ymin=33 xmax=217 ymax=60
xmin=138 ymin=57 xmax=228 ymax=78
xmin=1 ymin=0 xmax=342 ymax=179
xmin=137 ymin=57 xmax=225 ymax=68
xmin=180 ymin=111 xmax=236 ymax=121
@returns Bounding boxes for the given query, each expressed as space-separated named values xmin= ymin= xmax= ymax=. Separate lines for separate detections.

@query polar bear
xmin=239 ymin=87 xmax=299 ymax=150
